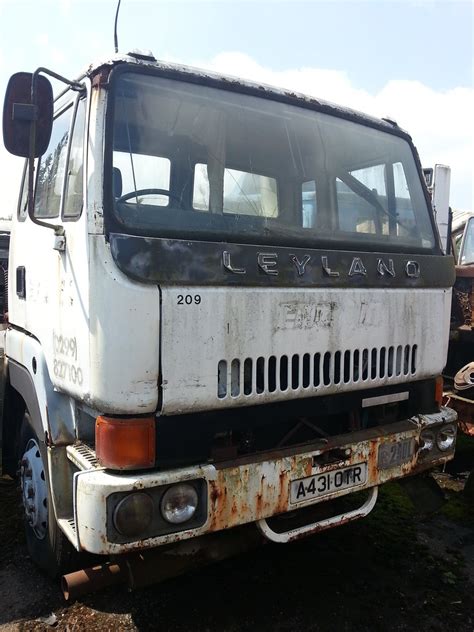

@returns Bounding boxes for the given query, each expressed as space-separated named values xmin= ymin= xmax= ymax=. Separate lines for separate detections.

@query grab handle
xmin=256 ymin=486 xmax=378 ymax=544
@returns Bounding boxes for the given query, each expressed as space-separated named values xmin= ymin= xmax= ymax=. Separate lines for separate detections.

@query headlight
xmin=436 ymin=424 xmax=456 ymax=452
xmin=161 ymin=483 xmax=198 ymax=524
xmin=420 ymin=430 xmax=435 ymax=452
xmin=113 ymin=492 xmax=154 ymax=537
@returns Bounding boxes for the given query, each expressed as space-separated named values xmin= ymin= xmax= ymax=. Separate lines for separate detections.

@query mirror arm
xmin=34 ymin=67 xmax=85 ymax=94
xmin=27 ymin=68 xmax=85 ymax=234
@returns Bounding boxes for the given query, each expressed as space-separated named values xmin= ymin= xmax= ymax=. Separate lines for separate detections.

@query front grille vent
xmin=217 ymin=344 xmax=417 ymax=399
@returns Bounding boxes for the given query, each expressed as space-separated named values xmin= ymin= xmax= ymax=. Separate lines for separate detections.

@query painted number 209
xmin=177 ymin=294 xmax=201 ymax=305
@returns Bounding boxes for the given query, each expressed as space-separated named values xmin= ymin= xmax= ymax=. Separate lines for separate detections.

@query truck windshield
xmin=109 ymin=71 xmax=435 ymax=252
xmin=459 ymin=217 xmax=474 ymax=265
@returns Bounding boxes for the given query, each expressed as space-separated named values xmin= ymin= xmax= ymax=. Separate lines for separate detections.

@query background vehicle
xmin=423 ymin=164 xmax=451 ymax=253
xmin=423 ymin=165 xmax=474 ymax=423
xmin=423 ymin=164 xmax=474 ymax=495
xmin=1 ymin=52 xmax=457 ymax=595
xmin=443 ymin=206 xmax=474 ymax=441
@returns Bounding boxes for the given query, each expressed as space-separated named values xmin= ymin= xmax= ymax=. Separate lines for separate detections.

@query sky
xmin=0 ymin=0 xmax=472 ymax=219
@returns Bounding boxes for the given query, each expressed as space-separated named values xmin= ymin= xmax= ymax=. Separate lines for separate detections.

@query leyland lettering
xmin=223 ymin=251 xmax=420 ymax=279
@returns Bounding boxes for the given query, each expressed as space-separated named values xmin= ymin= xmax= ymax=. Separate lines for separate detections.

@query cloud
xmin=189 ymin=52 xmax=474 ymax=210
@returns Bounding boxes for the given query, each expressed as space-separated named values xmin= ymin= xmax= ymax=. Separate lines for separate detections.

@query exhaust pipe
xmin=62 ymin=525 xmax=263 ymax=600
xmin=61 ymin=563 xmax=125 ymax=600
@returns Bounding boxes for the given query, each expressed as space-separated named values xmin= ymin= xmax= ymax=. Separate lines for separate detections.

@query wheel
xmin=18 ymin=413 xmax=77 ymax=577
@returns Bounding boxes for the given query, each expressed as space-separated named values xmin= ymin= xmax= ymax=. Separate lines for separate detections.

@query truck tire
xmin=18 ymin=412 xmax=77 ymax=578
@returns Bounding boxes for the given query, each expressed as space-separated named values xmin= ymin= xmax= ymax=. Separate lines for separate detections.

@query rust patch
xmin=201 ymin=423 xmax=455 ymax=541
xmin=91 ymin=66 xmax=112 ymax=89
xmin=368 ymin=440 xmax=379 ymax=484
xmin=275 ymin=479 xmax=290 ymax=515
xmin=209 ymin=483 xmax=221 ymax=506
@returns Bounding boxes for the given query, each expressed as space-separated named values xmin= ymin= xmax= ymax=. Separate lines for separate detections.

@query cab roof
xmin=80 ymin=52 xmax=409 ymax=140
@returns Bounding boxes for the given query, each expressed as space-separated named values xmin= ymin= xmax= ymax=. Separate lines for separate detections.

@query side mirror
xmin=2 ymin=72 xmax=53 ymax=158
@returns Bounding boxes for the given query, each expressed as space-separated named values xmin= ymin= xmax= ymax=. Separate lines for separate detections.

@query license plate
xmin=378 ymin=438 xmax=415 ymax=470
xmin=290 ymin=463 xmax=368 ymax=504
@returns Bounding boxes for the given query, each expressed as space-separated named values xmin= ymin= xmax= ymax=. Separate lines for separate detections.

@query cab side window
xmin=34 ymin=105 xmax=73 ymax=219
xmin=63 ymin=99 xmax=86 ymax=219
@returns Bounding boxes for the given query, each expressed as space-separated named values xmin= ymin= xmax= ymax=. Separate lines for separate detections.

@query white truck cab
xmin=1 ymin=53 xmax=457 ymax=584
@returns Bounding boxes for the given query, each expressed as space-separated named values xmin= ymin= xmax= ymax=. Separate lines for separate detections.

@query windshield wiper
xmin=340 ymin=171 xmax=413 ymax=235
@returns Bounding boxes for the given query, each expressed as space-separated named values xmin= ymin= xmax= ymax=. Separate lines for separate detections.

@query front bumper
xmin=68 ymin=408 xmax=457 ymax=555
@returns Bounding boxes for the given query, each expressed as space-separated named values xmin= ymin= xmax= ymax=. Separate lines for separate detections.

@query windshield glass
xmin=109 ymin=71 xmax=435 ymax=251
xmin=460 ymin=217 xmax=474 ymax=265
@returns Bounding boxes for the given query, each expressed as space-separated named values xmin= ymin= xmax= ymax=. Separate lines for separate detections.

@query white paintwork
xmin=87 ymin=235 xmax=160 ymax=412
xmin=160 ymin=286 xmax=452 ymax=414
xmin=86 ymin=80 xmax=106 ymax=235
xmin=6 ymin=329 xmax=61 ymax=436
xmin=8 ymin=227 xmax=160 ymax=413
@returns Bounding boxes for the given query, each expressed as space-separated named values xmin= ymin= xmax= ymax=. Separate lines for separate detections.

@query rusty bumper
xmin=71 ymin=407 xmax=456 ymax=555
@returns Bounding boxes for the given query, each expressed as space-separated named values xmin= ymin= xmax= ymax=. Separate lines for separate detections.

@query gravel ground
xmin=1 ymin=449 xmax=473 ymax=632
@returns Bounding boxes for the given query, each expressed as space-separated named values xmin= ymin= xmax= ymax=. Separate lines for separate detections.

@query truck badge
xmin=222 ymin=251 xmax=419 ymax=279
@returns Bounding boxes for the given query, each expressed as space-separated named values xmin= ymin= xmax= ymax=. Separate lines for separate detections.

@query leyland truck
xmin=0 ymin=52 xmax=457 ymax=591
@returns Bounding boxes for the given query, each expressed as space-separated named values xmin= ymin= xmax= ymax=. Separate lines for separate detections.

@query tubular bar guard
xmin=256 ymin=486 xmax=379 ymax=543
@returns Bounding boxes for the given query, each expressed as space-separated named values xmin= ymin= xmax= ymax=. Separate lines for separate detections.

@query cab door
xmin=8 ymin=92 xmax=91 ymax=399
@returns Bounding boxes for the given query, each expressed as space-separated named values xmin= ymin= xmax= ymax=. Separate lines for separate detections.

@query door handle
xmin=16 ymin=266 xmax=26 ymax=299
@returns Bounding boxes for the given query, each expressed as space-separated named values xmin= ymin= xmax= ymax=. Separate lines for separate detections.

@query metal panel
xmin=160 ymin=286 xmax=452 ymax=414
xmin=7 ymin=330 xmax=77 ymax=443
xmin=87 ymin=235 xmax=160 ymax=413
